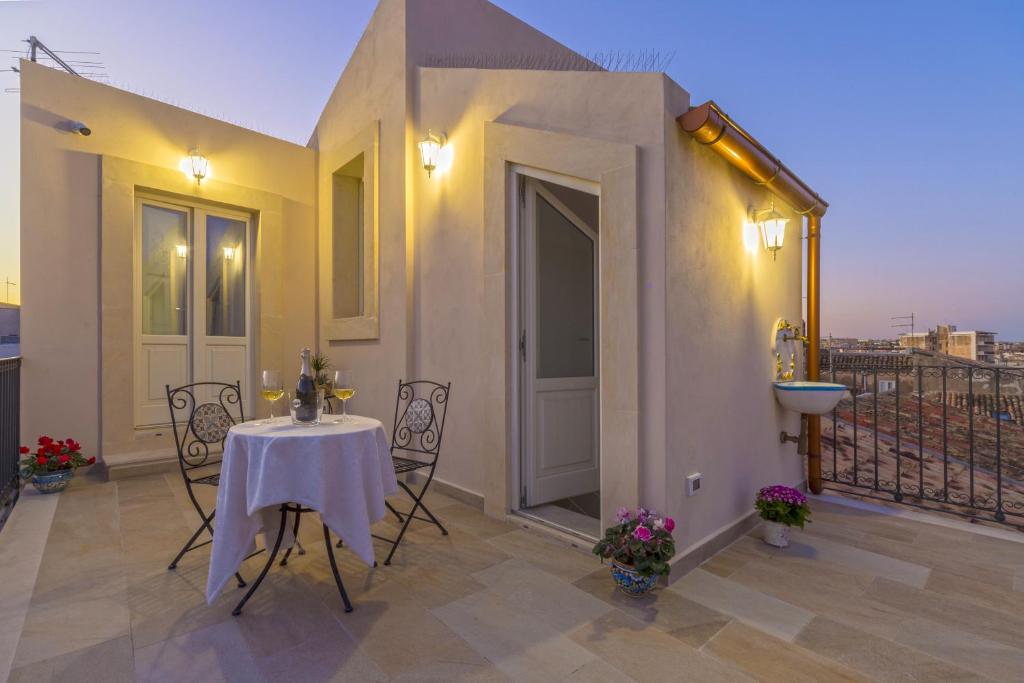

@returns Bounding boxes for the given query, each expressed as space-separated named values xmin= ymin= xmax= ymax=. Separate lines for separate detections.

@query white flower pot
xmin=762 ymin=520 xmax=790 ymax=548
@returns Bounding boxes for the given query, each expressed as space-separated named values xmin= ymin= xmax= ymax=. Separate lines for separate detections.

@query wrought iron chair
xmin=369 ymin=380 xmax=452 ymax=565
xmin=165 ymin=381 xmax=247 ymax=587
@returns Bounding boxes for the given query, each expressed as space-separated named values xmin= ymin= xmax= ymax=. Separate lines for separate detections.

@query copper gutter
xmin=679 ymin=100 xmax=827 ymax=493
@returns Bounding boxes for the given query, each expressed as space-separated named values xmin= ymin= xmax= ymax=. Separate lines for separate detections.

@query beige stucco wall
xmin=663 ymin=81 xmax=806 ymax=553
xmin=19 ymin=59 xmax=315 ymax=459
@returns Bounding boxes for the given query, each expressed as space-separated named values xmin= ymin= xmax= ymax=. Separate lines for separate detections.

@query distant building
xmin=899 ymin=324 xmax=996 ymax=364
xmin=0 ymin=303 xmax=19 ymax=343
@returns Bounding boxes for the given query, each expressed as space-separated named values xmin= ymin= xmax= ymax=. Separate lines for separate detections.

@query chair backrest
xmin=165 ymin=381 xmax=244 ymax=472
xmin=391 ymin=380 xmax=451 ymax=462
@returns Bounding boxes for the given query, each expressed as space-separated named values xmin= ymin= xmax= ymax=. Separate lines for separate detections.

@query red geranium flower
xmin=19 ymin=446 xmax=29 ymax=454
xmin=87 ymin=456 xmax=96 ymax=465
xmin=36 ymin=447 xmax=46 ymax=457
xmin=47 ymin=442 xmax=61 ymax=454
xmin=38 ymin=436 xmax=53 ymax=446
xmin=58 ymin=455 xmax=70 ymax=465
xmin=36 ymin=455 xmax=48 ymax=465
xmin=66 ymin=439 xmax=81 ymax=452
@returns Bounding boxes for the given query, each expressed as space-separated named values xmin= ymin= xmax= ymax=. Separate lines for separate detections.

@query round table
xmin=205 ymin=415 xmax=398 ymax=613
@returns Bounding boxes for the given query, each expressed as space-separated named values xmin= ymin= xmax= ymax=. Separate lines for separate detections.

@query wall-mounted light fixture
xmin=418 ymin=129 xmax=447 ymax=178
xmin=223 ymin=246 xmax=236 ymax=260
xmin=181 ymin=147 xmax=210 ymax=184
xmin=749 ymin=202 xmax=789 ymax=261
xmin=175 ymin=244 xmax=188 ymax=259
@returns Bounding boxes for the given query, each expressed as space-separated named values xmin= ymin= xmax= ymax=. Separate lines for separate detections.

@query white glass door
xmin=134 ymin=198 xmax=252 ymax=427
xmin=522 ymin=178 xmax=600 ymax=506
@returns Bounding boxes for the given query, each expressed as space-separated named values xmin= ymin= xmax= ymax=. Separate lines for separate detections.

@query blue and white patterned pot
xmin=31 ymin=469 xmax=74 ymax=494
xmin=610 ymin=560 xmax=658 ymax=597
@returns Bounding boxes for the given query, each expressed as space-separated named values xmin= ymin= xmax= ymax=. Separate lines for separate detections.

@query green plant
xmin=755 ymin=485 xmax=811 ymax=528
xmin=592 ymin=507 xmax=676 ymax=577
xmin=311 ymin=352 xmax=332 ymax=386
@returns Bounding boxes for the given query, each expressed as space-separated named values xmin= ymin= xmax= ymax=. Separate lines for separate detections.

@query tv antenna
xmin=1 ymin=277 xmax=16 ymax=304
xmin=891 ymin=313 xmax=915 ymax=336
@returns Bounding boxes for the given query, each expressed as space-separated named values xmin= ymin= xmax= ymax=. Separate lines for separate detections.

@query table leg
xmin=322 ymin=524 xmax=354 ymax=613
xmin=280 ymin=509 xmax=303 ymax=566
xmin=232 ymin=505 xmax=288 ymax=617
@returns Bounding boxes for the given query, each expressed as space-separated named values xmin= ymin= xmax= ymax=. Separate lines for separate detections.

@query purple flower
xmin=632 ymin=526 xmax=652 ymax=542
xmin=616 ymin=507 xmax=631 ymax=523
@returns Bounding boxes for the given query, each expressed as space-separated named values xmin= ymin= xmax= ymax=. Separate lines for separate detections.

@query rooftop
xmin=2 ymin=473 xmax=1022 ymax=681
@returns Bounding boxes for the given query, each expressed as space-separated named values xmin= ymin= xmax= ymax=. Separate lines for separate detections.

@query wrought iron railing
xmin=0 ymin=357 xmax=21 ymax=531
xmin=821 ymin=359 xmax=1024 ymax=528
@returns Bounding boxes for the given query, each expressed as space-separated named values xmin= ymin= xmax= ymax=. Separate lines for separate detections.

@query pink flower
xmin=616 ymin=507 xmax=631 ymax=522
xmin=664 ymin=517 xmax=675 ymax=533
xmin=632 ymin=526 xmax=652 ymax=542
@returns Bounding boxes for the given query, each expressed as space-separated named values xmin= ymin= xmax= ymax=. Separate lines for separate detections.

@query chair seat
xmin=190 ymin=472 xmax=221 ymax=486
xmin=392 ymin=456 xmax=430 ymax=474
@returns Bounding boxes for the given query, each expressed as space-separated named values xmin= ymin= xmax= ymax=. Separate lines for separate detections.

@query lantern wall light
xmin=181 ymin=147 xmax=211 ymax=184
xmin=223 ymin=246 xmax=237 ymax=260
xmin=175 ymin=244 xmax=188 ymax=259
xmin=748 ymin=201 xmax=789 ymax=261
xmin=418 ymin=129 xmax=449 ymax=178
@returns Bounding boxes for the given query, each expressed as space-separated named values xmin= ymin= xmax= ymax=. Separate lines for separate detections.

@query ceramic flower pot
xmin=31 ymin=469 xmax=74 ymax=494
xmin=610 ymin=560 xmax=658 ymax=597
xmin=762 ymin=520 xmax=790 ymax=548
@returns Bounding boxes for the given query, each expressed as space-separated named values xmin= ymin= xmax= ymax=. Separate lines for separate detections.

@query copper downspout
xmin=806 ymin=215 xmax=822 ymax=493
xmin=679 ymin=100 xmax=828 ymax=493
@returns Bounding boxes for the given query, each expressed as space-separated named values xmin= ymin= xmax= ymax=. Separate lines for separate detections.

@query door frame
xmin=132 ymin=192 xmax=256 ymax=428
xmin=508 ymin=164 xmax=601 ymax=515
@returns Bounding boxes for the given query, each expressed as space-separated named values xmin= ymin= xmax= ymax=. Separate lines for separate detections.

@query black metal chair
xmin=369 ymin=380 xmax=452 ymax=565
xmin=165 ymin=381 xmax=247 ymax=587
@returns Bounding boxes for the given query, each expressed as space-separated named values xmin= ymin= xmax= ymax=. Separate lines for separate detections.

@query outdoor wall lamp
xmin=749 ymin=202 xmax=789 ymax=261
xmin=182 ymin=147 xmax=210 ymax=184
xmin=175 ymin=244 xmax=188 ymax=259
xmin=223 ymin=246 xmax=236 ymax=260
xmin=418 ymin=129 xmax=447 ymax=177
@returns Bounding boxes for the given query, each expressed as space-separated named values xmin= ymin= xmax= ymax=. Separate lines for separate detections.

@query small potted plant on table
xmin=755 ymin=485 xmax=811 ymax=548
xmin=593 ymin=507 xmax=675 ymax=596
xmin=19 ymin=436 xmax=95 ymax=494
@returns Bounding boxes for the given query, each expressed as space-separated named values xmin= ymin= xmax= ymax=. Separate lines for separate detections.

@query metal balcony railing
xmin=820 ymin=357 xmax=1024 ymax=528
xmin=0 ymin=357 xmax=20 ymax=531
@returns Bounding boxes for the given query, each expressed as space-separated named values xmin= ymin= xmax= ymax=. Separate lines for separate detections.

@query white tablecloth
xmin=205 ymin=415 xmax=397 ymax=603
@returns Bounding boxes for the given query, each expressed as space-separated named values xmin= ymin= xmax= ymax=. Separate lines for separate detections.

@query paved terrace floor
xmin=2 ymin=474 xmax=1023 ymax=682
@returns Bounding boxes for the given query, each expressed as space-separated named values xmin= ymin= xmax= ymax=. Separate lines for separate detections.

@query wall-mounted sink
xmin=773 ymin=381 xmax=848 ymax=415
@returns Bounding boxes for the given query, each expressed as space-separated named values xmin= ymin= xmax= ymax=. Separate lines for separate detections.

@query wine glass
xmin=258 ymin=370 xmax=284 ymax=425
xmin=332 ymin=370 xmax=356 ymax=421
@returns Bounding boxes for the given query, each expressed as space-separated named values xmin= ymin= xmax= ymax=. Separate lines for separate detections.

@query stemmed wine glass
xmin=332 ymin=370 xmax=355 ymax=421
xmin=257 ymin=370 xmax=284 ymax=425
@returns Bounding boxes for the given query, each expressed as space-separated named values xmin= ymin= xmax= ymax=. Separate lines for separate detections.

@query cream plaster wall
xmin=663 ymin=82 xmax=806 ymax=552
xmin=19 ymin=59 xmax=315 ymax=460
xmin=414 ymin=68 xmax=667 ymax=524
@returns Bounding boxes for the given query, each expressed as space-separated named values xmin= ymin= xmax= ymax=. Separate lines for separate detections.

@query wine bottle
xmin=294 ymin=347 xmax=318 ymax=423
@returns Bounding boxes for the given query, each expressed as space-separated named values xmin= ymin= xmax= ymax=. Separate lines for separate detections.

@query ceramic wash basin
xmin=773 ymin=381 xmax=848 ymax=415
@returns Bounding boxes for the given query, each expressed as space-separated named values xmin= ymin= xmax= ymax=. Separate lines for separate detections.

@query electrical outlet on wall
xmin=686 ymin=473 xmax=702 ymax=496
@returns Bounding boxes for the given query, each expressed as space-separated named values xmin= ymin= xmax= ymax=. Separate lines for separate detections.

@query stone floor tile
xmin=925 ymin=568 xmax=1024 ymax=616
xmin=435 ymin=502 xmax=521 ymax=539
xmin=795 ymin=616 xmax=987 ymax=683
xmin=668 ymin=568 xmax=815 ymax=642
xmin=336 ymin=581 xmax=490 ymax=678
xmin=7 ymin=635 xmax=134 ymax=683
xmin=252 ymin=613 xmax=388 ymax=682
xmin=569 ymin=610 xmax=753 ymax=682
xmin=13 ymin=595 xmax=131 ymax=669
xmin=432 ymin=589 xmax=598 ymax=683
xmin=133 ymin=620 xmax=263 ymax=683
xmin=703 ymin=621 xmax=872 ymax=682
xmin=486 ymin=528 xmax=599 ymax=581
xmin=573 ymin=569 xmax=731 ymax=647
xmin=561 ymin=658 xmax=636 ymax=682
xmin=388 ymin=660 xmax=513 ymax=682
xmin=864 ymin=577 xmax=1024 ymax=651
xmin=472 ymin=558 xmax=612 ymax=632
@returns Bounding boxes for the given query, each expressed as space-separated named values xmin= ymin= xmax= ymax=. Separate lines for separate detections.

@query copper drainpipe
xmin=679 ymin=100 xmax=828 ymax=494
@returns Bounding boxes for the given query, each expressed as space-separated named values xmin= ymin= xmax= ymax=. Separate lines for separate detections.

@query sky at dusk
xmin=1 ymin=0 xmax=1022 ymax=337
